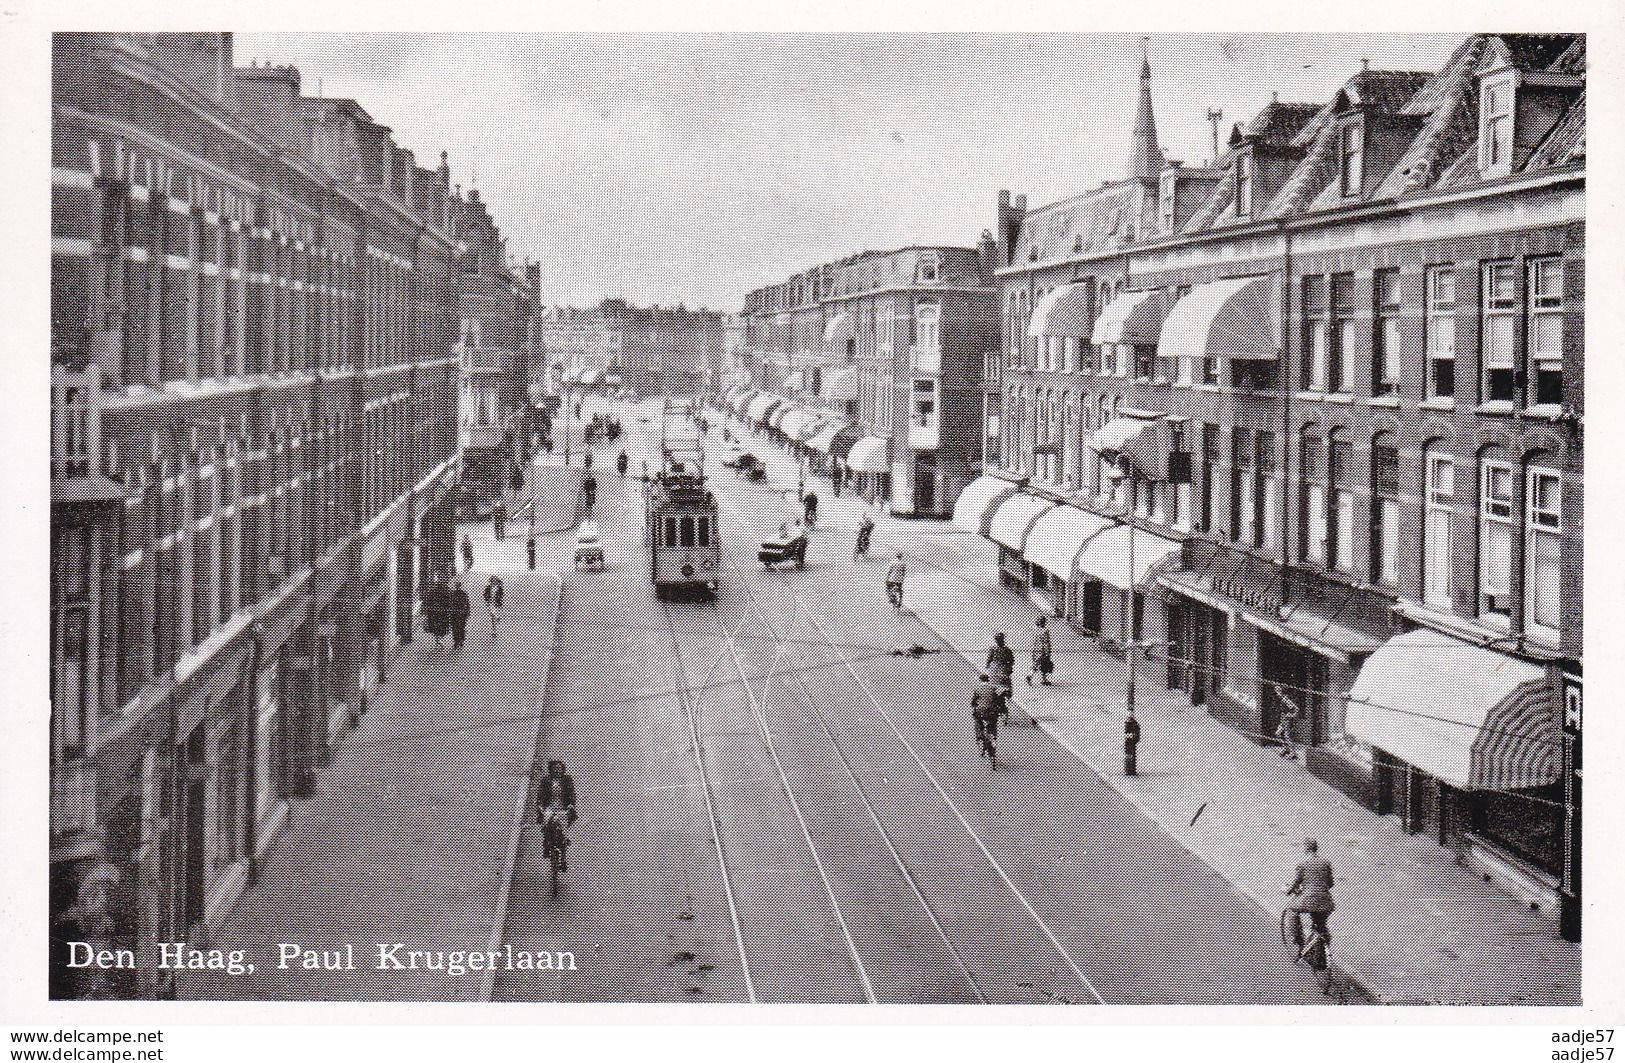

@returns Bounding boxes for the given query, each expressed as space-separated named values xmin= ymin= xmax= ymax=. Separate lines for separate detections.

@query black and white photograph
xmin=9 ymin=6 xmax=1616 ymax=1052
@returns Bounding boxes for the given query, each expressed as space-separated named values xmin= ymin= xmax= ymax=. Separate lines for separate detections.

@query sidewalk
xmin=181 ymin=515 xmax=566 ymax=1001
xmin=723 ymin=405 xmax=1581 ymax=1005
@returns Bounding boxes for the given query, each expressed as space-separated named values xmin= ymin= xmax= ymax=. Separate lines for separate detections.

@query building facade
xmin=48 ymin=32 xmax=526 ymax=995
xmin=975 ymin=35 xmax=1582 ymax=922
xmin=739 ymin=244 xmax=999 ymax=517
xmin=541 ymin=299 xmax=725 ymax=399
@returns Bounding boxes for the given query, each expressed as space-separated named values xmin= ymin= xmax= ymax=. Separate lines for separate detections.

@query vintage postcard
xmin=20 ymin=17 xmax=1602 ymax=1040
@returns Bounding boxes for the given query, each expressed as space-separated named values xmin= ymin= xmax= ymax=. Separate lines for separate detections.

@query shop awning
xmin=1091 ymin=289 xmax=1175 ymax=346
xmin=769 ymin=403 xmax=793 ymax=430
xmin=1022 ymin=505 xmax=1117 ymax=581
xmin=1346 ymin=629 xmax=1558 ymax=791
xmin=731 ymin=391 xmax=755 ymax=415
xmin=1090 ymin=414 xmax=1161 ymax=455
xmin=806 ymin=423 xmax=844 ymax=454
xmin=1075 ymin=524 xmax=1183 ymax=590
xmin=794 ymin=416 xmax=826 ymax=442
xmin=952 ymin=474 xmax=1021 ymax=537
xmin=1027 ymin=283 xmax=1097 ymax=339
xmin=829 ymin=425 xmax=864 ymax=462
xmin=580 ymin=369 xmax=604 ymax=385
xmin=824 ymin=312 xmax=856 ymax=346
xmin=821 ymin=366 xmax=858 ymax=402
xmin=783 ymin=371 xmax=806 ymax=392
xmin=987 ymin=492 xmax=1055 ymax=552
xmin=846 ymin=436 xmax=891 ymax=474
xmin=780 ymin=410 xmax=815 ymax=439
xmin=1156 ymin=275 xmax=1278 ymax=361
xmin=562 ymin=368 xmax=582 ymax=384
xmin=747 ymin=394 xmax=777 ymax=423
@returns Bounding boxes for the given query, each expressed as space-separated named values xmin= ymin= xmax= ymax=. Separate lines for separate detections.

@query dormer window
xmin=1235 ymin=150 xmax=1254 ymax=218
xmin=916 ymin=252 xmax=940 ymax=284
xmin=1479 ymin=75 xmax=1515 ymax=175
xmin=1338 ymin=119 xmax=1364 ymax=197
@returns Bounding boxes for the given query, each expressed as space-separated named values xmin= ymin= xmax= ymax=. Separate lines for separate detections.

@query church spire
xmin=1128 ymin=37 xmax=1166 ymax=182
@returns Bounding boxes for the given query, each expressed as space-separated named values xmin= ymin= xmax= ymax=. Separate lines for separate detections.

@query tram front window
xmin=680 ymin=516 xmax=695 ymax=548
xmin=664 ymin=517 xmax=678 ymax=547
xmin=697 ymin=516 xmax=711 ymax=544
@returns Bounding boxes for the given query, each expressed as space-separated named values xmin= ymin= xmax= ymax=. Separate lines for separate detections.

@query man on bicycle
xmin=885 ymin=553 xmax=907 ymax=609
xmin=1284 ymin=837 xmax=1335 ymax=957
xmin=537 ymin=760 xmax=578 ymax=872
xmin=971 ymin=673 xmax=1008 ymax=767
xmin=986 ymin=633 xmax=1015 ymax=697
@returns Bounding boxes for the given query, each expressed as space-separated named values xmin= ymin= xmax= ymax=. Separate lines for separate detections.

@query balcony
xmin=51 ymin=366 xmax=130 ymax=504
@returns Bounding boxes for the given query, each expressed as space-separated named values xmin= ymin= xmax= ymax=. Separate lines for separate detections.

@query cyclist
xmin=986 ymin=633 xmax=1015 ymax=698
xmin=885 ymin=552 xmax=907 ymax=610
xmin=854 ymin=513 xmax=875 ymax=559
xmin=971 ymin=673 xmax=1009 ymax=768
xmin=537 ymin=761 xmax=578 ymax=872
xmin=1284 ymin=837 xmax=1335 ymax=960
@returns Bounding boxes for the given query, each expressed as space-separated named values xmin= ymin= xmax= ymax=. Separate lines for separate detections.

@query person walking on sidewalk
xmin=510 ymin=463 xmax=525 ymax=496
xmin=986 ymin=633 xmax=1015 ymax=698
xmin=484 ymin=575 xmax=505 ymax=635
xmin=802 ymin=489 xmax=819 ymax=530
xmin=1027 ymin=616 xmax=1054 ymax=686
xmin=885 ymin=552 xmax=907 ymax=611
xmin=423 ymin=573 xmax=450 ymax=649
xmin=449 ymin=580 xmax=471 ymax=650
xmin=617 ymin=451 xmax=628 ymax=479
xmin=461 ymin=533 xmax=474 ymax=573
xmin=527 ymin=534 xmax=537 ymax=571
xmin=1284 ymin=838 xmax=1336 ymax=955
xmin=582 ymin=473 xmax=598 ymax=517
xmin=493 ymin=500 xmax=507 ymax=542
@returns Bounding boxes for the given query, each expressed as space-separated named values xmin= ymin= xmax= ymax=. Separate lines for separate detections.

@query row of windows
xmin=659 ymin=515 xmax=713 ymax=548
xmin=1000 ymin=258 xmax=1569 ymax=410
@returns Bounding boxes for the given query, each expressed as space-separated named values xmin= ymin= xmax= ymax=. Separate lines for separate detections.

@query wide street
xmin=491 ymin=393 xmax=1332 ymax=1004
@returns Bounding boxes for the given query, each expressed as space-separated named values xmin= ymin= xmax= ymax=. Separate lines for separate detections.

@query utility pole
xmin=1206 ymin=108 xmax=1224 ymax=165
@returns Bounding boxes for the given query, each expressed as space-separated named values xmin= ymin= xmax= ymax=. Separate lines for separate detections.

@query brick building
xmin=736 ymin=244 xmax=999 ymax=517
xmin=968 ymin=35 xmax=1583 ymax=918
xmin=543 ymin=299 xmax=725 ymax=398
xmin=48 ymin=33 xmax=526 ymax=993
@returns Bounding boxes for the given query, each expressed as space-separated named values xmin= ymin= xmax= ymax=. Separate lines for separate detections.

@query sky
xmin=236 ymin=32 xmax=1463 ymax=312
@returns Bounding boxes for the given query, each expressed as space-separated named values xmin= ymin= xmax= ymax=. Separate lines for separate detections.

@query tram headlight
xmin=700 ymin=557 xmax=717 ymax=570
xmin=682 ymin=563 xmax=695 ymax=579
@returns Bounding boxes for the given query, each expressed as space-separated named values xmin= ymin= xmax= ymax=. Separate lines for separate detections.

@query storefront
xmin=1072 ymin=520 xmax=1180 ymax=653
xmin=1347 ymin=628 xmax=1565 ymax=906
xmin=846 ymin=436 xmax=892 ymax=505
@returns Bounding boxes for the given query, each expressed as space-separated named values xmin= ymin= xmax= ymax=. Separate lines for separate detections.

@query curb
xmin=478 ymin=570 xmax=564 ymax=1003
xmin=901 ymin=572 xmax=1382 ymax=1005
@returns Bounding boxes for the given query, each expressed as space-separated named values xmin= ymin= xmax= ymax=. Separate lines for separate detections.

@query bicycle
xmin=541 ymin=810 xmax=572 ymax=898
xmin=1280 ymin=907 xmax=1345 ymax=1000
xmin=974 ymin=713 xmax=1001 ymax=769
xmin=887 ymin=581 xmax=903 ymax=612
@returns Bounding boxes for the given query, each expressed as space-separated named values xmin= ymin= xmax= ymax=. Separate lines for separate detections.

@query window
xmin=1479 ymin=459 xmax=1514 ymax=624
xmin=1479 ymin=77 xmax=1514 ymax=173
xmin=1526 ymin=467 xmax=1562 ymax=638
xmin=1528 ymin=257 xmax=1564 ymax=407
xmin=1329 ymin=434 xmax=1355 ymax=572
xmin=1299 ymin=433 xmax=1325 ymax=563
xmin=1373 ymin=269 xmax=1403 ymax=396
xmin=917 ymin=253 xmax=940 ymax=284
xmin=1371 ymin=440 xmax=1400 ymax=586
xmin=664 ymin=517 xmax=678 ymax=547
xmin=1134 ymin=345 xmax=1155 ymax=381
xmin=914 ymin=302 xmax=940 ymax=352
xmin=1330 ymin=273 xmax=1355 ymax=393
xmin=1257 ymin=431 xmax=1277 ymax=549
xmin=1481 ymin=262 xmax=1517 ymax=403
xmin=1339 ymin=120 xmax=1364 ymax=197
xmin=1200 ymin=424 xmax=1219 ymax=531
xmin=1231 ymin=427 xmax=1254 ymax=545
xmin=1302 ymin=276 xmax=1328 ymax=391
xmin=1426 ymin=266 xmax=1456 ymax=399
xmin=1236 ymin=151 xmax=1254 ymax=218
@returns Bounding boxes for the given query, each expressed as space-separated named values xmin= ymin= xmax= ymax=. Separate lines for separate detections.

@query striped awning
xmin=952 ymin=474 xmax=1021 ymax=537
xmin=1346 ymin=629 xmax=1558 ymax=791
xmin=806 ymin=423 xmax=845 ymax=454
xmin=792 ymin=415 xmax=826 ymax=442
xmin=579 ymin=369 xmax=604 ymax=385
xmin=1090 ymin=414 xmax=1161 ymax=455
xmin=846 ymin=436 xmax=891 ymax=474
xmin=829 ymin=425 xmax=864 ymax=461
xmin=823 ymin=312 xmax=856 ymax=346
xmin=769 ymin=403 xmax=793 ymax=430
xmin=780 ymin=410 xmax=815 ymax=439
xmin=747 ymin=394 xmax=777 ymax=423
xmin=1091 ymin=289 xmax=1175 ymax=346
xmin=987 ymin=492 xmax=1055 ymax=552
xmin=1027 ymin=283 xmax=1097 ymax=339
xmin=1022 ymin=505 xmax=1117 ymax=581
xmin=1156 ymin=275 xmax=1278 ymax=361
xmin=1074 ymin=524 xmax=1183 ymax=590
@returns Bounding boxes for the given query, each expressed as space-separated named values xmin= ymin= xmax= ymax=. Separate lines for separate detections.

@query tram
xmin=645 ymin=401 xmax=721 ymax=597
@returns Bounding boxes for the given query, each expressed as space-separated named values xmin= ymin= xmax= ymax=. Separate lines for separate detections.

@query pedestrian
xmin=1284 ymin=838 xmax=1335 ymax=954
xmin=527 ymin=535 xmax=537 ymax=571
xmin=424 ymin=574 xmax=450 ymax=649
xmin=511 ymin=464 xmax=525 ymax=496
xmin=1124 ymin=708 xmax=1141 ymax=776
xmin=484 ymin=575 xmax=505 ymax=635
xmin=582 ymin=474 xmax=598 ymax=516
xmin=493 ymin=500 xmax=507 ymax=542
xmin=1275 ymin=700 xmax=1300 ymax=758
xmin=449 ymin=580 xmax=471 ymax=650
xmin=802 ymin=489 xmax=819 ymax=529
xmin=986 ymin=633 xmax=1015 ymax=697
xmin=617 ymin=451 xmax=628 ymax=479
xmin=461 ymin=533 xmax=474 ymax=573
xmin=1027 ymin=616 xmax=1054 ymax=686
